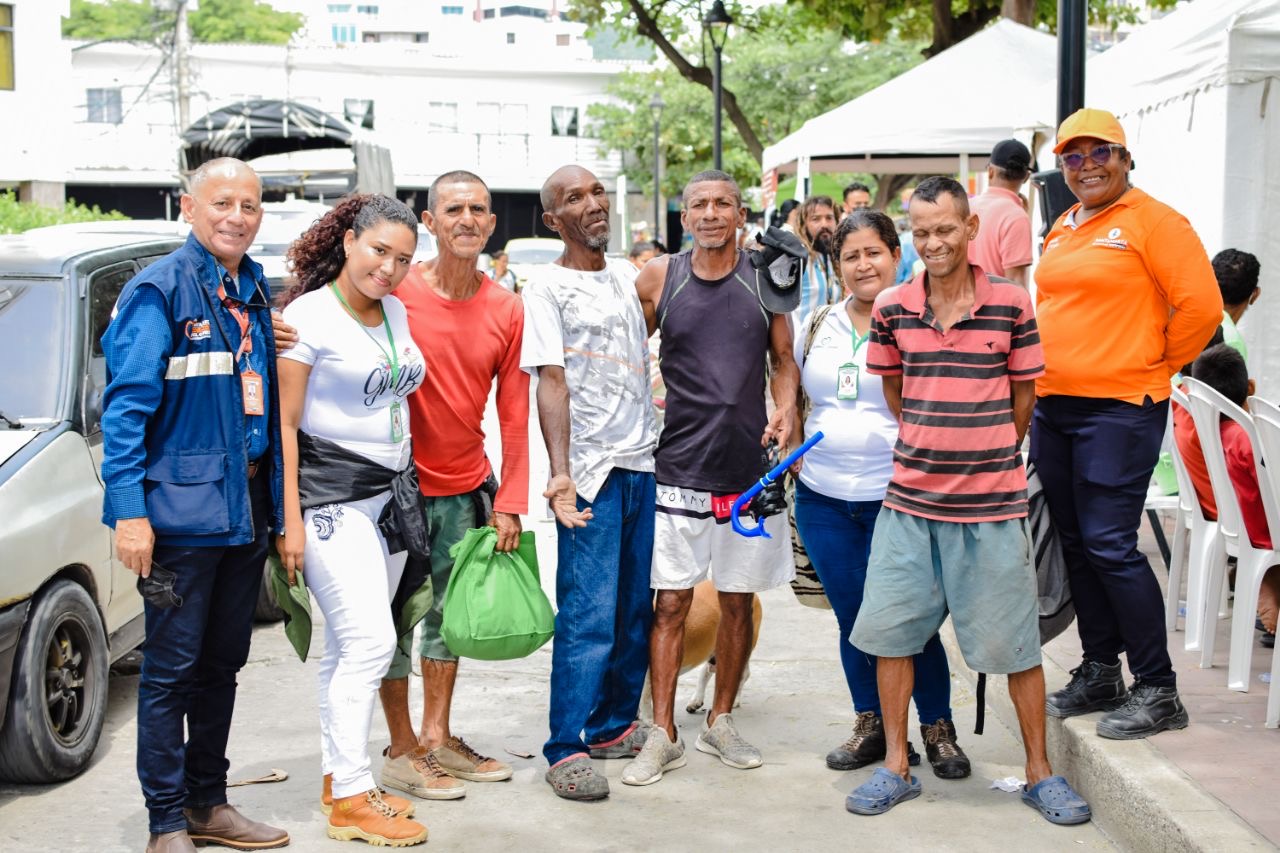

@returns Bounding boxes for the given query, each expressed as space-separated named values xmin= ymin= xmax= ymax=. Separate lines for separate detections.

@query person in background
xmin=968 ymin=139 xmax=1034 ymax=287
xmin=793 ymin=209 xmax=969 ymax=782
xmin=1033 ymin=108 xmax=1222 ymax=739
xmin=842 ymin=181 xmax=872 ymax=217
xmin=277 ymin=195 xmax=430 ymax=846
xmin=1213 ymin=248 xmax=1260 ymax=361
xmin=491 ymin=250 xmax=518 ymax=292
xmin=794 ymin=195 xmax=842 ymax=329
xmin=629 ymin=240 xmax=660 ymax=270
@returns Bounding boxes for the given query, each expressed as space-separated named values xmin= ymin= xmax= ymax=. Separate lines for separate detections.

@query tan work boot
xmin=322 ymin=773 xmax=415 ymax=817
xmin=327 ymin=789 xmax=428 ymax=847
xmin=381 ymin=746 xmax=466 ymax=800
xmin=431 ymin=735 xmax=512 ymax=782
xmin=183 ymin=803 xmax=289 ymax=850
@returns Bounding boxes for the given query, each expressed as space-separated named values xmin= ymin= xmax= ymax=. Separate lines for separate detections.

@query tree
xmin=64 ymin=0 xmax=303 ymax=45
xmin=588 ymin=31 xmax=924 ymax=200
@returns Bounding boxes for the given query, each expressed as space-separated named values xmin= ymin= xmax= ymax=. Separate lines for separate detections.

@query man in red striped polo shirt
xmin=845 ymin=177 xmax=1090 ymax=826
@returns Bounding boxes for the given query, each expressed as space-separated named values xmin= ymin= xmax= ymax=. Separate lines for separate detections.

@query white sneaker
xmin=696 ymin=713 xmax=762 ymax=769
xmin=621 ymin=727 xmax=686 ymax=786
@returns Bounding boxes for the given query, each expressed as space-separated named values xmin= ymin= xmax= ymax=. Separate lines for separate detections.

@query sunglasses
xmin=1060 ymin=144 xmax=1125 ymax=171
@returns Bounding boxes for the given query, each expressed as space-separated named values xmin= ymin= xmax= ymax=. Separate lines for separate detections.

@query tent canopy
xmin=180 ymin=99 xmax=354 ymax=174
xmin=762 ymin=20 xmax=1058 ymax=175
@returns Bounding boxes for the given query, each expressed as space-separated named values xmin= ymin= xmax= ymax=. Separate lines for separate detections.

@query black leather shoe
xmin=1096 ymin=682 xmax=1189 ymax=740
xmin=1045 ymin=660 xmax=1127 ymax=718
xmin=825 ymin=711 xmax=919 ymax=769
xmin=919 ymin=718 xmax=971 ymax=779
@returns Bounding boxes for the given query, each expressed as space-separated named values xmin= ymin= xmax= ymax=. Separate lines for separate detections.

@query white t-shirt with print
xmin=520 ymin=258 xmax=657 ymax=502
xmin=281 ymin=287 xmax=426 ymax=471
xmin=796 ymin=296 xmax=897 ymax=502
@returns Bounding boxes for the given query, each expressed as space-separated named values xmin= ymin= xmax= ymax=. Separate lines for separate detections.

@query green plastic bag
xmin=441 ymin=527 xmax=554 ymax=660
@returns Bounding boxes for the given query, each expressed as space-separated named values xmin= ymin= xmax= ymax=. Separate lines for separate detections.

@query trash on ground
xmin=989 ymin=776 xmax=1024 ymax=792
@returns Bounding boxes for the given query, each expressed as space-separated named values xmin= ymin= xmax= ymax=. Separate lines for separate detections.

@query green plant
xmin=0 ymin=192 xmax=130 ymax=235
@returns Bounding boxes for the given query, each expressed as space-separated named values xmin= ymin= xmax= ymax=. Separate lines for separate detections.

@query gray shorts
xmin=850 ymin=507 xmax=1042 ymax=675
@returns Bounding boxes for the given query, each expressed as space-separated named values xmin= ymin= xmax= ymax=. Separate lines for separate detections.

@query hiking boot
xmin=381 ymin=746 xmax=466 ymax=801
xmin=545 ymin=753 xmax=610 ymax=801
xmin=621 ymin=727 xmax=686 ymax=786
xmin=1045 ymin=660 xmax=1127 ymax=718
xmin=588 ymin=721 xmax=651 ymax=759
xmin=919 ymin=718 xmax=971 ymax=779
xmin=145 ymin=830 xmax=196 ymax=853
xmin=323 ymin=772 xmax=417 ymax=816
xmin=695 ymin=713 xmax=762 ymax=769
xmin=1096 ymin=682 xmax=1189 ymax=740
xmin=183 ymin=803 xmax=289 ymax=850
xmin=431 ymin=735 xmax=512 ymax=782
xmin=328 ymin=789 xmax=428 ymax=846
xmin=825 ymin=712 xmax=923 ymax=770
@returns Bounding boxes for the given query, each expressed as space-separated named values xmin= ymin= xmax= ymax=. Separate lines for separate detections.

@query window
xmin=415 ymin=32 xmax=430 ymax=43
xmin=362 ymin=31 xmax=379 ymax=42
xmin=550 ymin=106 xmax=578 ymax=137
xmin=357 ymin=4 xmax=379 ymax=13
xmin=500 ymin=5 xmax=546 ymax=18
xmin=86 ymin=88 xmax=123 ymax=124
xmin=483 ymin=8 xmax=494 ymax=18
xmin=506 ymin=32 xmax=515 ymax=44
xmin=441 ymin=4 xmax=463 ymax=14
xmin=556 ymin=33 xmax=570 ymax=47
xmin=331 ymin=24 xmax=357 ymax=42
xmin=344 ymin=98 xmax=374 ymax=129
xmin=327 ymin=3 xmax=351 ymax=12
xmin=428 ymin=101 xmax=457 ymax=133
xmin=87 ymin=261 xmax=140 ymax=433
xmin=0 ymin=4 xmax=13 ymax=91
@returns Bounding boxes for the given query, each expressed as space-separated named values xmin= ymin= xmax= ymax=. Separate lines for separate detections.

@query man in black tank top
xmin=622 ymin=171 xmax=800 ymax=785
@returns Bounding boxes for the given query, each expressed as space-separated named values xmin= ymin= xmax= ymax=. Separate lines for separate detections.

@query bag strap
xmin=797 ymin=302 xmax=837 ymax=424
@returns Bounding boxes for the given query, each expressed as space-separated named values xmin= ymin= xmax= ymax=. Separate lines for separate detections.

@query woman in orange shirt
xmin=1031 ymin=109 xmax=1221 ymax=741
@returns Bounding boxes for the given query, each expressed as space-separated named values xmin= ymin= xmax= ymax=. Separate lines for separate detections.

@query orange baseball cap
xmin=1053 ymin=108 xmax=1127 ymax=154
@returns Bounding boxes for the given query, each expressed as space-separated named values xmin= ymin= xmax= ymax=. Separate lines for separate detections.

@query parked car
xmin=0 ymin=226 xmax=185 ymax=783
xmin=502 ymin=237 xmax=565 ymax=291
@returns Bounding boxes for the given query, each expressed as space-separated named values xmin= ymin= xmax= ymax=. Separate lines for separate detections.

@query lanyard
xmin=330 ymin=283 xmax=399 ymax=387
xmin=850 ymin=326 xmax=871 ymax=360
xmin=216 ymin=280 xmax=253 ymax=363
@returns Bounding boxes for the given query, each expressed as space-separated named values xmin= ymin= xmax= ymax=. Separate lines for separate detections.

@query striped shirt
xmin=867 ymin=267 xmax=1044 ymax=522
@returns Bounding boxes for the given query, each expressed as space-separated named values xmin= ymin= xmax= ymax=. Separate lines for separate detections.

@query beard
xmin=584 ymin=228 xmax=610 ymax=250
xmin=811 ymin=231 xmax=832 ymax=255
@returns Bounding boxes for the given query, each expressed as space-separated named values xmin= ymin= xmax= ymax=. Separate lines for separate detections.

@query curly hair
xmin=830 ymin=209 xmax=900 ymax=269
xmin=280 ymin=193 xmax=418 ymax=307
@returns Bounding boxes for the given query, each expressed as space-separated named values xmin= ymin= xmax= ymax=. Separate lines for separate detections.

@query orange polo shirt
xmin=1034 ymin=188 xmax=1222 ymax=404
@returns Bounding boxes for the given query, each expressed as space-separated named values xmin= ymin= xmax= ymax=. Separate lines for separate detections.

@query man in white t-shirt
xmin=521 ymin=165 xmax=659 ymax=801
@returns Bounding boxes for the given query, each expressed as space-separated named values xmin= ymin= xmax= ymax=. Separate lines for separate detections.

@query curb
xmin=939 ymin=623 xmax=1271 ymax=852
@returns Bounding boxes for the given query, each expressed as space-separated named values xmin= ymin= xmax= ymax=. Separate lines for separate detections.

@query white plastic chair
xmin=1245 ymin=396 xmax=1280 ymax=723
xmin=1184 ymin=378 xmax=1280 ymax=689
xmin=1167 ymin=385 xmax=1224 ymax=649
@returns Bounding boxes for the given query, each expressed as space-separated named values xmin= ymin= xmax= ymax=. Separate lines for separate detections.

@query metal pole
xmin=712 ymin=45 xmax=723 ymax=171
xmin=652 ymin=115 xmax=662 ymax=245
xmin=175 ymin=0 xmax=191 ymax=131
xmin=1057 ymin=0 xmax=1086 ymax=123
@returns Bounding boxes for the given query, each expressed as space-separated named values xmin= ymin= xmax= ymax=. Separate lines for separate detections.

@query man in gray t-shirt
xmin=521 ymin=165 xmax=659 ymax=802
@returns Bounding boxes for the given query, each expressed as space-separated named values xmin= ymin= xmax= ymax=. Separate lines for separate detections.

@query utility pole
xmin=175 ymin=0 xmax=191 ymax=131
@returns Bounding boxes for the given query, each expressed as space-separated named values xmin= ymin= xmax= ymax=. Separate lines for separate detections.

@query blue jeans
xmin=794 ymin=480 xmax=952 ymax=722
xmin=544 ymin=468 xmax=655 ymax=765
xmin=138 ymin=476 xmax=269 ymax=833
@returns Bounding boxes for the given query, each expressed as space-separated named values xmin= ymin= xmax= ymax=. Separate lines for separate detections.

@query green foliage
xmin=588 ymin=28 xmax=924 ymax=199
xmin=63 ymin=0 xmax=302 ymax=45
xmin=0 ymin=192 xmax=129 ymax=235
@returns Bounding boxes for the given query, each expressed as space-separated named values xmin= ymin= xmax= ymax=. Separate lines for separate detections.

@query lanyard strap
xmin=329 ymin=283 xmax=399 ymax=386
xmin=850 ymin=326 xmax=871 ymax=359
xmin=216 ymin=280 xmax=253 ymax=363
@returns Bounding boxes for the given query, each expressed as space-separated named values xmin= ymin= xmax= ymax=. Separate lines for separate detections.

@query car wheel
xmin=0 ymin=581 xmax=109 ymax=783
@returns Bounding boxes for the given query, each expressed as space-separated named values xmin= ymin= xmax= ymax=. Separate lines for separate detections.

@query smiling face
xmin=909 ymin=192 xmax=978 ymax=281
xmin=1060 ymin=135 xmax=1131 ymax=213
xmin=340 ymin=220 xmax=418 ymax=301
xmin=544 ymin=167 xmax=611 ymax=250
xmin=423 ymin=180 xmax=496 ymax=262
xmin=681 ymin=180 xmax=745 ymax=251
xmin=837 ymin=226 xmax=900 ymax=307
xmin=180 ymin=164 xmax=263 ymax=272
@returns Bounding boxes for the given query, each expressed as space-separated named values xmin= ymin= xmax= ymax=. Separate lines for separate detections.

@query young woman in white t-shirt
xmin=793 ymin=210 xmax=965 ymax=781
xmin=276 ymin=194 xmax=429 ymax=846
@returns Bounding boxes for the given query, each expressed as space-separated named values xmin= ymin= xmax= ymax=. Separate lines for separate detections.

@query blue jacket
xmin=101 ymin=232 xmax=284 ymax=547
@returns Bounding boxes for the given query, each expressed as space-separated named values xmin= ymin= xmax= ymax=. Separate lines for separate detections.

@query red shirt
xmin=1173 ymin=404 xmax=1272 ymax=548
xmin=396 ymin=268 xmax=529 ymax=514
xmin=968 ymin=187 xmax=1031 ymax=278
xmin=867 ymin=266 xmax=1044 ymax=522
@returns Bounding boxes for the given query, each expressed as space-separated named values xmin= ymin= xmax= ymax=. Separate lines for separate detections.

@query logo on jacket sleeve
xmin=185 ymin=319 xmax=212 ymax=341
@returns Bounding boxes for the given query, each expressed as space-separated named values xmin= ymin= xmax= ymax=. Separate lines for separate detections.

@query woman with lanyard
xmin=791 ymin=210 xmax=969 ymax=782
xmin=277 ymin=194 xmax=430 ymax=847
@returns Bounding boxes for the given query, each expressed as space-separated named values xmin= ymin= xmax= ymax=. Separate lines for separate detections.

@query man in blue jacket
xmin=101 ymin=157 xmax=288 ymax=853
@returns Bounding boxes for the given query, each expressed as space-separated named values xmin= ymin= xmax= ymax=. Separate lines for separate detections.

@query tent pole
xmin=1057 ymin=0 xmax=1087 ymax=122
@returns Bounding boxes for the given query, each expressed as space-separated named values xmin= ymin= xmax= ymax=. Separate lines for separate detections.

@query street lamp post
xmin=705 ymin=0 xmax=731 ymax=171
xmin=649 ymin=93 xmax=664 ymax=247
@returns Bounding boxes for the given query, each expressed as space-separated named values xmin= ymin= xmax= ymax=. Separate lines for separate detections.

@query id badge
xmin=390 ymin=401 xmax=405 ymax=443
xmin=836 ymin=363 xmax=859 ymax=400
xmin=241 ymin=369 xmax=265 ymax=416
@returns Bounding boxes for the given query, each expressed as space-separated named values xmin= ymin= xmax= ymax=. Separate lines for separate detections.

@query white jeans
xmin=304 ymin=491 xmax=407 ymax=799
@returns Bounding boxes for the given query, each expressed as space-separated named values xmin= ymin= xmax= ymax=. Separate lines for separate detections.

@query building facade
xmin=0 ymin=0 xmax=72 ymax=205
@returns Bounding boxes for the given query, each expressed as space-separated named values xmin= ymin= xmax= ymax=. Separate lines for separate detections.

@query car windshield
xmin=508 ymin=247 xmax=563 ymax=264
xmin=0 ymin=280 xmax=67 ymax=424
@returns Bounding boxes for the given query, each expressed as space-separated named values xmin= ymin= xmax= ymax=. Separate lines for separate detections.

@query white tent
xmin=761 ymin=20 xmax=1057 ymax=189
xmin=1059 ymin=0 xmax=1280 ymax=390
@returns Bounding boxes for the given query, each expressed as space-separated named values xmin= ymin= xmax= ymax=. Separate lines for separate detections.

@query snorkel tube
xmin=730 ymin=431 xmax=825 ymax=538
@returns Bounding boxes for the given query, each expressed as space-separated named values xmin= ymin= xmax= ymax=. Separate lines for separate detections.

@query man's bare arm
xmin=765 ymin=312 xmax=800 ymax=450
xmin=634 ymin=255 xmax=670 ymax=337
xmin=536 ymin=365 xmax=591 ymax=528
xmin=882 ymin=374 xmax=904 ymax=422
xmin=1012 ymin=380 xmax=1036 ymax=444
xmin=1005 ymin=265 xmax=1029 ymax=289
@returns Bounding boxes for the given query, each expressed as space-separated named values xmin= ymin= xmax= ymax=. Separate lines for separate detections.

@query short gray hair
xmin=188 ymin=157 xmax=260 ymax=196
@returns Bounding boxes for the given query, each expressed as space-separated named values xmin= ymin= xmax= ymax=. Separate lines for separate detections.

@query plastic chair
xmin=1167 ymin=385 xmax=1224 ymax=649
xmin=1184 ymin=378 xmax=1280 ymax=689
xmin=1245 ymin=396 xmax=1280 ymax=721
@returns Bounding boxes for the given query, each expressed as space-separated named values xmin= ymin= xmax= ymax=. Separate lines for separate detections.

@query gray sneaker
xmin=545 ymin=754 xmax=609 ymax=801
xmin=696 ymin=713 xmax=762 ymax=769
xmin=620 ymin=727 xmax=686 ymax=786
xmin=588 ymin=721 xmax=651 ymax=759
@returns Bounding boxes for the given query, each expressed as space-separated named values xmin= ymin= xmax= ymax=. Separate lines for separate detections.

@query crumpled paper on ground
xmin=990 ymin=776 xmax=1024 ymax=792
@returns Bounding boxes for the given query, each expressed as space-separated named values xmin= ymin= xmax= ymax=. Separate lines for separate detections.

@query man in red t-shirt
xmin=968 ymin=139 xmax=1033 ymax=288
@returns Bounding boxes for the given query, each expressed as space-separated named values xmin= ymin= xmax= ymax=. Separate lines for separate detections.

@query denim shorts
xmin=850 ymin=507 xmax=1042 ymax=675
